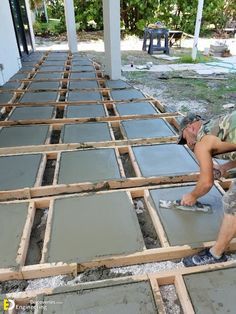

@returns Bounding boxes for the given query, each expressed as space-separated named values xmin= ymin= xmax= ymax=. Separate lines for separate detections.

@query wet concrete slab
xmin=61 ymin=122 xmax=112 ymax=143
xmin=184 ymin=267 xmax=236 ymax=314
xmin=150 ymin=184 xmax=223 ymax=246
xmin=110 ymin=89 xmax=146 ymax=101
xmin=65 ymin=104 xmax=106 ymax=118
xmin=121 ymin=119 xmax=176 ymax=139
xmin=116 ymin=102 xmax=159 ymax=116
xmin=0 ymin=153 xmax=42 ymax=190
xmin=34 ymin=72 xmax=63 ymax=79
xmin=0 ymin=92 xmax=14 ymax=103
xmin=28 ymin=81 xmax=60 ymax=90
xmin=39 ymin=65 xmax=65 ymax=71
xmin=9 ymin=106 xmax=55 ymax=120
xmin=20 ymin=91 xmax=58 ymax=103
xmin=67 ymin=91 xmax=102 ymax=102
xmin=0 ymin=202 xmax=29 ymax=268
xmin=47 ymin=191 xmax=145 ymax=263
xmin=70 ymin=72 xmax=97 ymax=79
xmin=0 ymin=81 xmax=22 ymax=90
xmin=71 ymin=60 xmax=93 ymax=66
xmin=41 ymin=281 xmax=156 ymax=314
xmin=71 ymin=65 xmax=95 ymax=71
xmin=106 ymin=80 xmax=131 ymax=89
xmin=69 ymin=80 xmax=99 ymax=89
xmin=132 ymin=144 xmax=199 ymax=177
xmin=10 ymin=72 xmax=29 ymax=80
xmin=43 ymin=60 xmax=66 ymax=66
xmin=0 ymin=125 xmax=50 ymax=147
xmin=58 ymin=148 xmax=121 ymax=184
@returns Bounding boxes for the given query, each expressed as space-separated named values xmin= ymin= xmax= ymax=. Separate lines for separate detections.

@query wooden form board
xmin=4 ymin=261 xmax=236 ymax=314
xmin=0 ymin=183 xmax=235 ymax=282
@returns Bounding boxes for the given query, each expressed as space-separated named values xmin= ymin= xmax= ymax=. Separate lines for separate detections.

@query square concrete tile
xmin=0 ymin=125 xmax=50 ymax=147
xmin=111 ymin=89 xmax=146 ymax=101
xmin=71 ymin=60 xmax=93 ymax=66
xmin=132 ymin=144 xmax=199 ymax=177
xmin=70 ymin=72 xmax=97 ymax=79
xmin=20 ymin=92 xmax=58 ymax=103
xmin=121 ymin=118 xmax=176 ymax=139
xmin=71 ymin=65 xmax=94 ymax=71
xmin=9 ymin=106 xmax=55 ymax=120
xmin=0 ymin=92 xmax=14 ymax=103
xmin=0 ymin=153 xmax=42 ymax=190
xmin=28 ymin=81 xmax=60 ymax=90
xmin=43 ymin=60 xmax=66 ymax=66
xmin=184 ymin=268 xmax=236 ymax=314
xmin=0 ymin=202 xmax=29 ymax=268
xmin=10 ymin=72 xmax=29 ymax=80
xmin=34 ymin=73 xmax=63 ymax=79
xmin=39 ymin=65 xmax=65 ymax=71
xmin=47 ymin=191 xmax=145 ymax=263
xmin=106 ymin=80 xmax=131 ymax=89
xmin=69 ymin=80 xmax=99 ymax=89
xmin=67 ymin=91 xmax=102 ymax=102
xmin=41 ymin=281 xmax=156 ymax=314
xmin=150 ymin=184 xmax=223 ymax=246
xmin=61 ymin=122 xmax=112 ymax=143
xmin=0 ymin=81 xmax=22 ymax=90
xmin=116 ymin=102 xmax=159 ymax=116
xmin=65 ymin=104 xmax=106 ymax=118
xmin=58 ymin=148 xmax=121 ymax=184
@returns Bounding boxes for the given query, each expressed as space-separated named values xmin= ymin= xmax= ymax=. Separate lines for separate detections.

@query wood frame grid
xmin=4 ymin=261 xmax=236 ymax=314
xmin=0 ymin=182 xmax=235 ymax=282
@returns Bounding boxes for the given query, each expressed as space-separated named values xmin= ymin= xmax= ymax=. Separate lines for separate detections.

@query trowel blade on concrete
xmin=159 ymin=200 xmax=212 ymax=213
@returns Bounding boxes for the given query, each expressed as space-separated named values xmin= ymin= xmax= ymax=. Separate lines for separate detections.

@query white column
xmin=64 ymin=0 xmax=78 ymax=53
xmin=103 ymin=0 xmax=121 ymax=79
xmin=25 ymin=0 xmax=36 ymax=51
xmin=192 ymin=0 xmax=204 ymax=61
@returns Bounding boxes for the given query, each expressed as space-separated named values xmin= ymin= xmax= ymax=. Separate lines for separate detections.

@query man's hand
xmin=181 ymin=193 xmax=197 ymax=206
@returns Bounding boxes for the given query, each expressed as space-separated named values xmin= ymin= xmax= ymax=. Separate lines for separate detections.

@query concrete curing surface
xmin=150 ymin=184 xmax=223 ymax=246
xmin=9 ymin=106 xmax=55 ymax=120
xmin=41 ymin=281 xmax=157 ymax=314
xmin=61 ymin=122 xmax=112 ymax=143
xmin=46 ymin=191 xmax=145 ymax=263
xmin=65 ymin=104 xmax=106 ymax=118
xmin=0 ymin=153 xmax=42 ymax=190
xmin=58 ymin=148 xmax=121 ymax=184
xmin=184 ymin=267 xmax=236 ymax=314
xmin=133 ymin=144 xmax=199 ymax=177
xmin=121 ymin=119 xmax=175 ymax=139
xmin=116 ymin=102 xmax=159 ymax=116
xmin=0 ymin=202 xmax=28 ymax=267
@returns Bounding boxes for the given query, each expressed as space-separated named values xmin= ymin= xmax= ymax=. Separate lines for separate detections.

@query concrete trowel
xmin=159 ymin=200 xmax=212 ymax=213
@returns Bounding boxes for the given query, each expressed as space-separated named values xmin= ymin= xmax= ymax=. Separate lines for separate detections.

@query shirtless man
xmin=177 ymin=112 xmax=236 ymax=266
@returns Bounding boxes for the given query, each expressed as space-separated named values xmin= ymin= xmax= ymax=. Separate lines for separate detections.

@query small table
xmin=142 ymin=28 xmax=169 ymax=55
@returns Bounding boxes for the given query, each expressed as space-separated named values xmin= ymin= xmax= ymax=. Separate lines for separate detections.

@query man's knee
xmin=223 ymin=180 xmax=236 ymax=216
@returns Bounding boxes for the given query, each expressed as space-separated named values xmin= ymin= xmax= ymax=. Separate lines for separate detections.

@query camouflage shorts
xmin=223 ymin=180 xmax=236 ymax=215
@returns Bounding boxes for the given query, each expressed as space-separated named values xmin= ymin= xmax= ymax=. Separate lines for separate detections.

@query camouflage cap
xmin=178 ymin=113 xmax=202 ymax=145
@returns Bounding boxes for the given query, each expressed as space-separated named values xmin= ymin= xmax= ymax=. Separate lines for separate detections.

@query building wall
xmin=0 ymin=0 xmax=21 ymax=85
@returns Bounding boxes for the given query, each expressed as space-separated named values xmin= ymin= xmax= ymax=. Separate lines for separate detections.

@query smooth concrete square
xmin=41 ymin=281 xmax=156 ymax=314
xmin=184 ymin=268 xmax=236 ymax=314
xmin=58 ymin=148 xmax=121 ymax=184
xmin=28 ymin=81 xmax=60 ymax=90
xmin=121 ymin=119 xmax=176 ymax=139
xmin=71 ymin=60 xmax=93 ymax=66
xmin=133 ymin=144 xmax=199 ymax=177
xmin=0 ymin=92 xmax=14 ymax=103
xmin=150 ymin=185 xmax=223 ymax=246
xmin=0 ymin=125 xmax=50 ymax=147
xmin=0 ymin=202 xmax=29 ymax=268
xmin=9 ymin=106 xmax=55 ymax=120
xmin=70 ymin=72 xmax=96 ymax=79
xmin=61 ymin=122 xmax=112 ymax=143
xmin=0 ymin=81 xmax=22 ymax=90
xmin=10 ymin=73 xmax=29 ymax=80
xmin=116 ymin=102 xmax=159 ymax=116
xmin=39 ymin=65 xmax=65 ymax=71
xmin=106 ymin=80 xmax=131 ymax=89
xmin=0 ymin=153 xmax=42 ymax=190
xmin=34 ymin=72 xmax=63 ymax=79
xmin=67 ymin=91 xmax=102 ymax=102
xmin=71 ymin=65 xmax=94 ymax=71
xmin=111 ymin=89 xmax=146 ymax=101
xmin=65 ymin=104 xmax=106 ymax=118
xmin=69 ymin=80 xmax=99 ymax=89
xmin=20 ymin=92 xmax=58 ymax=103
xmin=47 ymin=191 xmax=145 ymax=263
xmin=43 ymin=60 xmax=66 ymax=66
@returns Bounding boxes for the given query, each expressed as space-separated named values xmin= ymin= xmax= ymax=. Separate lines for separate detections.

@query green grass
xmin=178 ymin=53 xmax=215 ymax=64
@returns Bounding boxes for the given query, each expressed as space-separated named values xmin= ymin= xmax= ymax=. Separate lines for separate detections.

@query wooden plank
xmin=144 ymin=190 xmax=170 ymax=247
xmin=148 ymin=274 xmax=167 ymax=314
xmin=114 ymin=147 xmax=126 ymax=178
xmin=52 ymin=152 xmax=61 ymax=185
xmin=174 ymin=274 xmax=195 ymax=314
xmin=34 ymin=154 xmax=47 ymax=187
xmin=16 ymin=202 xmax=36 ymax=267
xmin=127 ymin=146 xmax=142 ymax=177
xmin=40 ymin=200 xmax=54 ymax=264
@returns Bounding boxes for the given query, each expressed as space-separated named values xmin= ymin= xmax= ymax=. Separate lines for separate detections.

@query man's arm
xmin=181 ymin=136 xmax=215 ymax=206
